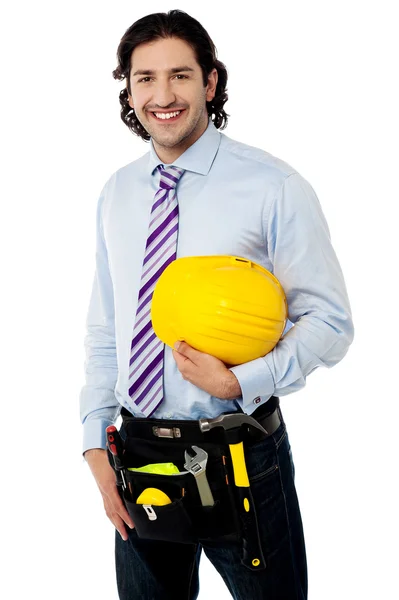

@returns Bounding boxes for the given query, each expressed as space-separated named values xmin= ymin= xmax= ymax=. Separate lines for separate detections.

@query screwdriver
xmin=106 ymin=425 xmax=127 ymax=491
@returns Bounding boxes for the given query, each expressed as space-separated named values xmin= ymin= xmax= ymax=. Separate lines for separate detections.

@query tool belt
xmin=107 ymin=396 xmax=282 ymax=570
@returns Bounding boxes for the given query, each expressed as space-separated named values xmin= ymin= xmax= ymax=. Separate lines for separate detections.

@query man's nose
xmin=152 ymin=81 xmax=176 ymax=107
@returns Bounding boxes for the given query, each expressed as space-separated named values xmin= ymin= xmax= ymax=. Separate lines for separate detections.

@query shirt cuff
xmin=82 ymin=416 xmax=114 ymax=456
xmin=229 ymin=357 xmax=275 ymax=414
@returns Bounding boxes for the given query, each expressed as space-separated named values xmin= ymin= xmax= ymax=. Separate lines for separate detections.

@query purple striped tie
xmin=128 ymin=165 xmax=185 ymax=417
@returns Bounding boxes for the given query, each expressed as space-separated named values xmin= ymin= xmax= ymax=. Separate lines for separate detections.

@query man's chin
xmin=149 ymin=124 xmax=191 ymax=147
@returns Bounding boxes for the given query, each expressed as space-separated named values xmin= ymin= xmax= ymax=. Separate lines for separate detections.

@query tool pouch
xmin=108 ymin=432 xmax=242 ymax=545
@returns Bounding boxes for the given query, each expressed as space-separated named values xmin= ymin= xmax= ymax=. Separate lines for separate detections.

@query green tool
xmin=127 ymin=462 xmax=180 ymax=475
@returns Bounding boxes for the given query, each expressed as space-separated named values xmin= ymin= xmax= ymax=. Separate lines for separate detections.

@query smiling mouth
xmin=149 ymin=109 xmax=186 ymax=123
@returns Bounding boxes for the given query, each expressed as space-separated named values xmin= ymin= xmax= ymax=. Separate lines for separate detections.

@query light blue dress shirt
xmin=80 ymin=118 xmax=354 ymax=454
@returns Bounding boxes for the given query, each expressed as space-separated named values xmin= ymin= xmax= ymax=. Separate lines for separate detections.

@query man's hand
xmin=84 ymin=448 xmax=135 ymax=541
xmin=172 ymin=341 xmax=242 ymax=399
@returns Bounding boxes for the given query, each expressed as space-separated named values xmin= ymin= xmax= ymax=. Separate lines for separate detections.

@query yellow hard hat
xmin=151 ymin=255 xmax=287 ymax=366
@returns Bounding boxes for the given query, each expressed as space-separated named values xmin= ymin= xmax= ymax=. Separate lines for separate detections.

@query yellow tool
xmin=135 ymin=488 xmax=172 ymax=523
xmin=136 ymin=488 xmax=172 ymax=506
xmin=199 ymin=412 xmax=269 ymax=570
xmin=128 ymin=462 xmax=180 ymax=475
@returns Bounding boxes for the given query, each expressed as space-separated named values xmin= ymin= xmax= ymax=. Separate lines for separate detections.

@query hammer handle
xmin=229 ymin=441 xmax=249 ymax=487
xmin=235 ymin=485 xmax=267 ymax=570
xmin=229 ymin=441 xmax=267 ymax=570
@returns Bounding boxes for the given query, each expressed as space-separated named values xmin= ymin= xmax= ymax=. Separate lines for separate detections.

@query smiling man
xmin=80 ymin=9 xmax=354 ymax=600
xmin=127 ymin=38 xmax=218 ymax=164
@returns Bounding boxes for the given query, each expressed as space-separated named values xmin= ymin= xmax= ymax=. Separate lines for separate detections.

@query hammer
xmin=198 ymin=413 xmax=268 ymax=571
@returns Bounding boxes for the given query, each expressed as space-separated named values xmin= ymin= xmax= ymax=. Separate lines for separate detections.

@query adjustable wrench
xmin=184 ymin=446 xmax=215 ymax=506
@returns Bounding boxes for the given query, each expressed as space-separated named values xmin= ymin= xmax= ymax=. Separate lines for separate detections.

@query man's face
xmin=127 ymin=37 xmax=218 ymax=160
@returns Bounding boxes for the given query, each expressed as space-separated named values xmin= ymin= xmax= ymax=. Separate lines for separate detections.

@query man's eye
xmin=138 ymin=75 xmax=188 ymax=83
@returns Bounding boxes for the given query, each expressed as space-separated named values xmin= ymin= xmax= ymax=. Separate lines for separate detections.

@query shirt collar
xmin=147 ymin=117 xmax=221 ymax=177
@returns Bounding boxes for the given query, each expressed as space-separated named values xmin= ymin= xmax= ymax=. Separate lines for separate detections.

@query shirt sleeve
xmin=230 ymin=172 xmax=355 ymax=413
xmin=79 ymin=181 xmax=121 ymax=456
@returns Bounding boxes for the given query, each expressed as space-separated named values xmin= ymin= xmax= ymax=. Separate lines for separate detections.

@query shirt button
xmin=165 ymin=412 xmax=172 ymax=418
xmin=253 ymin=397 xmax=261 ymax=405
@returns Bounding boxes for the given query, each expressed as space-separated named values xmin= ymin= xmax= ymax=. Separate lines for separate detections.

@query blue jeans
xmin=115 ymin=418 xmax=308 ymax=599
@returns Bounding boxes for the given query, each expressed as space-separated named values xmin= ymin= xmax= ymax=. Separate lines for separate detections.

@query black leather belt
xmin=120 ymin=396 xmax=282 ymax=443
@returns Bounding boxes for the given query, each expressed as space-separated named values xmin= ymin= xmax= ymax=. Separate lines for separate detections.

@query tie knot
xmin=158 ymin=165 xmax=185 ymax=190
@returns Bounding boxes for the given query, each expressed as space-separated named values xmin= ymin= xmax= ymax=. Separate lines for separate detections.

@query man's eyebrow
xmin=132 ymin=66 xmax=195 ymax=77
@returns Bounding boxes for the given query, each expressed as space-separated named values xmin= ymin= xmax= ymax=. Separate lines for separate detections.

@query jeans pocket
xmin=246 ymin=425 xmax=286 ymax=483
xmin=245 ymin=431 xmax=283 ymax=512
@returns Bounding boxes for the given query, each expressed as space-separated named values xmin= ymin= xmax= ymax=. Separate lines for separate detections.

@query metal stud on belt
xmin=152 ymin=426 xmax=182 ymax=438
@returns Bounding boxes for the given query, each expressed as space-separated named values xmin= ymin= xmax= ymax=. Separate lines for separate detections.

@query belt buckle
xmin=152 ymin=426 xmax=182 ymax=439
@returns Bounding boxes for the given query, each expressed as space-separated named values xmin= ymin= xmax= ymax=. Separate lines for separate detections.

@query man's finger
xmin=113 ymin=513 xmax=130 ymax=541
xmin=103 ymin=493 xmax=133 ymax=541
xmin=109 ymin=486 xmax=135 ymax=530
xmin=117 ymin=503 xmax=135 ymax=531
xmin=174 ymin=341 xmax=199 ymax=362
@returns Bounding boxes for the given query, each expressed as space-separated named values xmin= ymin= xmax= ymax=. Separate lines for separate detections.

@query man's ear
xmin=126 ymin=86 xmax=134 ymax=109
xmin=206 ymin=68 xmax=218 ymax=103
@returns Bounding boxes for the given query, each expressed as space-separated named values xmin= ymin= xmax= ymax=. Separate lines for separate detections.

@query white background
xmin=1 ymin=1 xmax=398 ymax=598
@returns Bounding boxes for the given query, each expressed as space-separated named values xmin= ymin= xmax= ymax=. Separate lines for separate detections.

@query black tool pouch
xmin=108 ymin=433 xmax=242 ymax=545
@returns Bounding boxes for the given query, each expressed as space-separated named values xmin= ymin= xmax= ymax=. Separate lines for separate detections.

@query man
xmin=80 ymin=9 xmax=354 ymax=600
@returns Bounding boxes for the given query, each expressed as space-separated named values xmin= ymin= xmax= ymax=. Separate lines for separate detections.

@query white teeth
xmin=154 ymin=111 xmax=182 ymax=120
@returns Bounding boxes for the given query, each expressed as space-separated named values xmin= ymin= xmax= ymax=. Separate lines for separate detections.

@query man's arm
xmin=79 ymin=180 xmax=120 ymax=456
xmin=230 ymin=172 xmax=355 ymax=412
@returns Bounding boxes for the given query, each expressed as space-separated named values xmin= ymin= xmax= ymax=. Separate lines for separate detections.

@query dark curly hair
xmin=112 ymin=10 xmax=230 ymax=141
